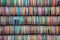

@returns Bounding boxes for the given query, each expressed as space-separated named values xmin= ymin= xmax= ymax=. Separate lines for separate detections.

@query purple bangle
xmin=58 ymin=0 xmax=60 ymax=5
xmin=38 ymin=7 xmax=42 ymax=15
xmin=4 ymin=7 xmax=6 ymax=15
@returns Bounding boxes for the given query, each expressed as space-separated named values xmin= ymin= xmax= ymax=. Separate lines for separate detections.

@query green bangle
xmin=16 ymin=0 xmax=18 ymax=6
xmin=3 ymin=0 xmax=6 ymax=5
xmin=11 ymin=0 xmax=14 ymax=6
xmin=37 ymin=17 xmax=41 ymax=24
xmin=34 ymin=7 xmax=37 ymax=15
xmin=22 ymin=36 xmax=24 ymax=40
xmin=42 ymin=35 xmax=45 ymax=40
xmin=15 ymin=36 xmax=18 ymax=40
xmin=45 ymin=17 xmax=48 ymax=25
xmin=48 ymin=7 xmax=51 ymax=15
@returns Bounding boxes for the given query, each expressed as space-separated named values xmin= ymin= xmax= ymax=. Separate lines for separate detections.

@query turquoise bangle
xmin=12 ymin=17 xmax=15 ymax=25
xmin=42 ymin=0 xmax=45 ymax=6
xmin=19 ymin=17 xmax=21 ymax=24
xmin=25 ymin=0 xmax=28 ymax=6
xmin=20 ymin=17 xmax=22 ymax=24
xmin=47 ymin=7 xmax=51 ymax=15
xmin=49 ymin=0 xmax=52 ymax=6
xmin=45 ymin=7 xmax=50 ymax=15
xmin=17 ymin=7 xmax=20 ymax=15
xmin=15 ymin=26 xmax=17 ymax=34
xmin=17 ymin=26 xmax=21 ymax=34
xmin=37 ymin=17 xmax=41 ymax=24
xmin=27 ymin=0 xmax=30 ymax=6
xmin=12 ymin=36 xmax=14 ymax=40
xmin=3 ymin=0 xmax=6 ymax=5
xmin=15 ymin=36 xmax=18 ymax=40
xmin=45 ymin=35 xmax=47 ymax=40
xmin=8 ymin=16 xmax=10 ymax=24
xmin=15 ymin=26 xmax=20 ymax=34
xmin=22 ymin=36 xmax=24 ymax=40
xmin=6 ymin=0 xmax=8 ymax=6
xmin=6 ymin=0 xmax=9 ymax=6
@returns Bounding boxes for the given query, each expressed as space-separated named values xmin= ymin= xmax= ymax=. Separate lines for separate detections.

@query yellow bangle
xmin=56 ymin=26 xmax=58 ymax=34
xmin=40 ymin=0 xmax=42 ymax=6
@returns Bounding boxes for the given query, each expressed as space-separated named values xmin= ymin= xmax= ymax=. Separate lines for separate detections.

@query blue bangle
xmin=19 ymin=17 xmax=21 ymax=24
xmin=25 ymin=0 xmax=28 ymax=6
xmin=12 ymin=17 xmax=15 ymax=25
xmin=17 ymin=7 xmax=20 ymax=15
xmin=8 ymin=16 xmax=10 ymax=24
xmin=58 ymin=0 xmax=60 ymax=5
xmin=11 ymin=36 xmax=14 ymax=40
xmin=4 ymin=7 xmax=6 ymax=15
xmin=36 ymin=0 xmax=40 ymax=6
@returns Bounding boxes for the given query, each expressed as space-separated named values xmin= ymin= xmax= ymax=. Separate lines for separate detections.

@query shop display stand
xmin=0 ymin=1 xmax=60 ymax=40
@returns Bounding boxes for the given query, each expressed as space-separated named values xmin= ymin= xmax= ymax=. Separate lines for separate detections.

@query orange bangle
xmin=59 ymin=7 xmax=60 ymax=15
xmin=53 ymin=0 xmax=56 ymax=6
xmin=56 ymin=26 xmax=58 ymax=34
xmin=14 ymin=7 xmax=17 ymax=15
xmin=0 ymin=7 xmax=2 ymax=14
xmin=29 ymin=7 xmax=33 ymax=15
xmin=40 ymin=0 xmax=42 ymax=6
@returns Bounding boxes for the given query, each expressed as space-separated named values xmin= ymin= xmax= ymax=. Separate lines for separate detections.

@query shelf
xmin=0 ymin=5 xmax=60 ymax=7
xmin=0 ymin=15 xmax=60 ymax=16
xmin=0 ymin=34 xmax=60 ymax=35
xmin=0 ymin=24 xmax=60 ymax=26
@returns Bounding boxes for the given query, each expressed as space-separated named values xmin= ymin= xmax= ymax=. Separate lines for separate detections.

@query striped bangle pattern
xmin=0 ymin=16 xmax=60 ymax=25
xmin=0 ymin=7 xmax=60 ymax=16
xmin=0 ymin=26 xmax=59 ymax=34
xmin=0 ymin=35 xmax=60 ymax=40
xmin=0 ymin=0 xmax=60 ymax=6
